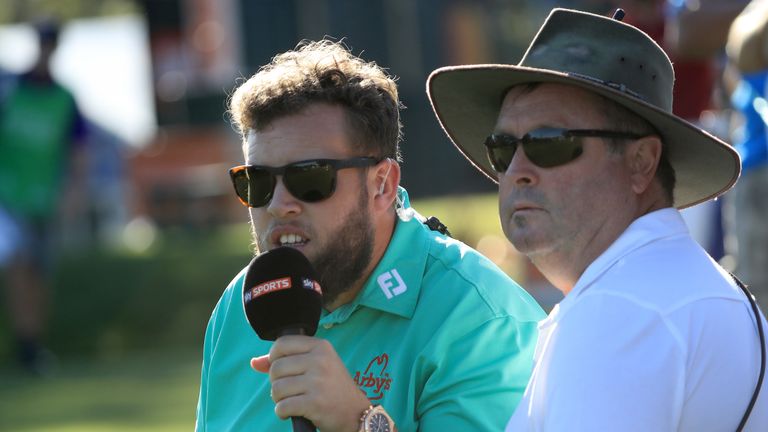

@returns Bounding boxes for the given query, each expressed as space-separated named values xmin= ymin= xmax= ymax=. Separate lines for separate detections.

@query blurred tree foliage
xmin=0 ymin=194 xmax=510 ymax=363
xmin=0 ymin=225 xmax=253 ymax=364
xmin=0 ymin=0 xmax=139 ymax=24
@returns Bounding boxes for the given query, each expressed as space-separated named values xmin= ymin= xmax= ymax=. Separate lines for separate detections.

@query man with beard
xmin=428 ymin=8 xmax=768 ymax=431
xmin=194 ymin=40 xmax=545 ymax=432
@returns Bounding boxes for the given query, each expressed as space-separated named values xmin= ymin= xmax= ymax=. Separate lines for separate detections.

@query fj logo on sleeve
xmin=377 ymin=269 xmax=407 ymax=299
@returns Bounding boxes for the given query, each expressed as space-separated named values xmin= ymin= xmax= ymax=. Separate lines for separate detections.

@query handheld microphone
xmin=242 ymin=246 xmax=323 ymax=432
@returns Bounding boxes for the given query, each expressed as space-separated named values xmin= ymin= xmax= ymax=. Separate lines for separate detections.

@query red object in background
xmin=623 ymin=3 xmax=716 ymax=121
xmin=672 ymin=61 xmax=716 ymax=120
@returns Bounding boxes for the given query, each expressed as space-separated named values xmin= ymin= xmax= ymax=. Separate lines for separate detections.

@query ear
xmin=371 ymin=159 xmax=400 ymax=212
xmin=625 ymin=135 xmax=662 ymax=195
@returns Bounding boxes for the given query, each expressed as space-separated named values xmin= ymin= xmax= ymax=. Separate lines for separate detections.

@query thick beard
xmin=312 ymin=185 xmax=375 ymax=308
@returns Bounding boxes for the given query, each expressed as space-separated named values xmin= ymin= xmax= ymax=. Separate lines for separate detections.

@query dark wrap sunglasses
xmin=484 ymin=128 xmax=644 ymax=172
xmin=229 ymin=157 xmax=380 ymax=208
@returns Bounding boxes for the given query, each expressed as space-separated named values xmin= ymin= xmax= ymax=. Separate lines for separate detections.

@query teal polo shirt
xmin=196 ymin=188 xmax=544 ymax=431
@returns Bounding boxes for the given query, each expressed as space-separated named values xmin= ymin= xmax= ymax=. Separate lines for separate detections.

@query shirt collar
xmin=562 ymin=207 xmax=688 ymax=306
xmin=320 ymin=187 xmax=429 ymax=324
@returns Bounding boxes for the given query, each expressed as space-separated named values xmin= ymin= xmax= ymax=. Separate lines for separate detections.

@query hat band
xmin=565 ymin=72 xmax=647 ymax=101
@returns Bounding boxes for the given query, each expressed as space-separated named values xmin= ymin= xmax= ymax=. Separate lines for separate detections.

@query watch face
xmin=368 ymin=413 xmax=392 ymax=432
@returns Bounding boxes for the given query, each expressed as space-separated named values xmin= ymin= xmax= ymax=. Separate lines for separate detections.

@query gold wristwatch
xmin=358 ymin=405 xmax=396 ymax=432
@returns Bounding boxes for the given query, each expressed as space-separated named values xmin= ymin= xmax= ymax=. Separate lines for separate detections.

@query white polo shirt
xmin=506 ymin=208 xmax=768 ymax=431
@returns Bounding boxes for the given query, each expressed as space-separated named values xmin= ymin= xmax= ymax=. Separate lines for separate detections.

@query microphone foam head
xmin=242 ymin=247 xmax=323 ymax=340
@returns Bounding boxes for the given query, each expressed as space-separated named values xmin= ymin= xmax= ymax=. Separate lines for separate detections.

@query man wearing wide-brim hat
xmin=428 ymin=7 xmax=768 ymax=431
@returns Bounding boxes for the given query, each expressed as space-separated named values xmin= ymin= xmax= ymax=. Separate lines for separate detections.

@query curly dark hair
xmin=229 ymin=39 xmax=403 ymax=161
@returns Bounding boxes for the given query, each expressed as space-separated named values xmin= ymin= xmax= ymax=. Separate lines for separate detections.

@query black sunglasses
xmin=484 ymin=128 xmax=644 ymax=172
xmin=229 ymin=157 xmax=380 ymax=208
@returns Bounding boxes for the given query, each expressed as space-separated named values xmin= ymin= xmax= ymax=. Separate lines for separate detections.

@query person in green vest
xmin=0 ymin=19 xmax=86 ymax=375
xmin=195 ymin=39 xmax=545 ymax=432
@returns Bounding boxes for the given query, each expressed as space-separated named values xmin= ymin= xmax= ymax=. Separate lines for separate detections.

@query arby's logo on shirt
xmin=353 ymin=353 xmax=392 ymax=401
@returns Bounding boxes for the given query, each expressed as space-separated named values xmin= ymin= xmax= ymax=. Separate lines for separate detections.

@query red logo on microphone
xmin=353 ymin=353 xmax=392 ymax=401
xmin=247 ymin=277 xmax=292 ymax=299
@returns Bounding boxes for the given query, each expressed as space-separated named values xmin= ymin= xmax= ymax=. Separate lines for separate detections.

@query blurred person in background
xmin=725 ymin=0 xmax=768 ymax=308
xmin=620 ymin=0 xmax=750 ymax=259
xmin=195 ymin=40 xmax=545 ymax=432
xmin=429 ymin=8 xmax=768 ymax=430
xmin=0 ymin=19 xmax=87 ymax=374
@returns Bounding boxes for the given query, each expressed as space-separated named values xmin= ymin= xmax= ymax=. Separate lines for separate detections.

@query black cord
xmin=732 ymin=274 xmax=765 ymax=432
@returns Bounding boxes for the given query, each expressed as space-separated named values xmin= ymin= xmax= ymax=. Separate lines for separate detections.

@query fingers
xmin=251 ymin=335 xmax=317 ymax=373
xmin=251 ymin=335 xmax=318 ymax=373
xmin=251 ymin=336 xmax=316 ymax=375
xmin=251 ymin=336 xmax=364 ymax=430
xmin=250 ymin=355 xmax=270 ymax=373
xmin=270 ymin=374 xmax=308 ymax=404
xmin=267 ymin=351 xmax=326 ymax=403
xmin=266 ymin=354 xmax=317 ymax=419
xmin=269 ymin=352 xmax=311 ymax=381
xmin=273 ymin=394 xmax=309 ymax=420
xmin=267 ymin=335 xmax=323 ymax=362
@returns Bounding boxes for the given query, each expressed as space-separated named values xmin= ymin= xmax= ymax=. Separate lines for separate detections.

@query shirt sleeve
xmin=520 ymin=293 xmax=686 ymax=432
xmin=416 ymin=315 xmax=540 ymax=431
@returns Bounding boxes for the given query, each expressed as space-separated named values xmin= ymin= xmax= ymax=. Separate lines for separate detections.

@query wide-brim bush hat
xmin=427 ymin=8 xmax=740 ymax=209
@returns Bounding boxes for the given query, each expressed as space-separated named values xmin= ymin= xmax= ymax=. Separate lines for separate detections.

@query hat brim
xmin=427 ymin=64 xmax=741 ymax=209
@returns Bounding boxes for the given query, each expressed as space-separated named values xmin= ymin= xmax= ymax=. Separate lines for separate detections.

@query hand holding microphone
xmin=243 ymin=247 xmax=371 ymax=432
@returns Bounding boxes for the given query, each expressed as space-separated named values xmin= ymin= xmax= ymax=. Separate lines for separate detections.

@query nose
xmin=266 ymin=176 xmax=301 ymax=218
xmin=501 ymin=145 xmax=539 ymax=187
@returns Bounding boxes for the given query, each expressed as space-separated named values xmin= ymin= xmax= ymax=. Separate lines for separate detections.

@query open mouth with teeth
xmin=279 ymin=234 xmax=308 ymax=246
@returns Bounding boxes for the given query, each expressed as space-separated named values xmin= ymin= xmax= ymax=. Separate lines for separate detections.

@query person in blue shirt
xmin=725 ymin=0 xmax=768 ymax=309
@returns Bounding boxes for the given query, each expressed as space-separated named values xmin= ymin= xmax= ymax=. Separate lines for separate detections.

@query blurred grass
xmin=0 ymin=223 xmax=254 ymax=362
xmin=0 ymin=349 xmax=200 ymax=431
xmin=0 ymin=192 xmax=544 ymax=430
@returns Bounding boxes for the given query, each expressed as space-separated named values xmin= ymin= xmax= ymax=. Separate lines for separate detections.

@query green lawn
xmin=0 ymin=349 xmax=201 ymax=432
